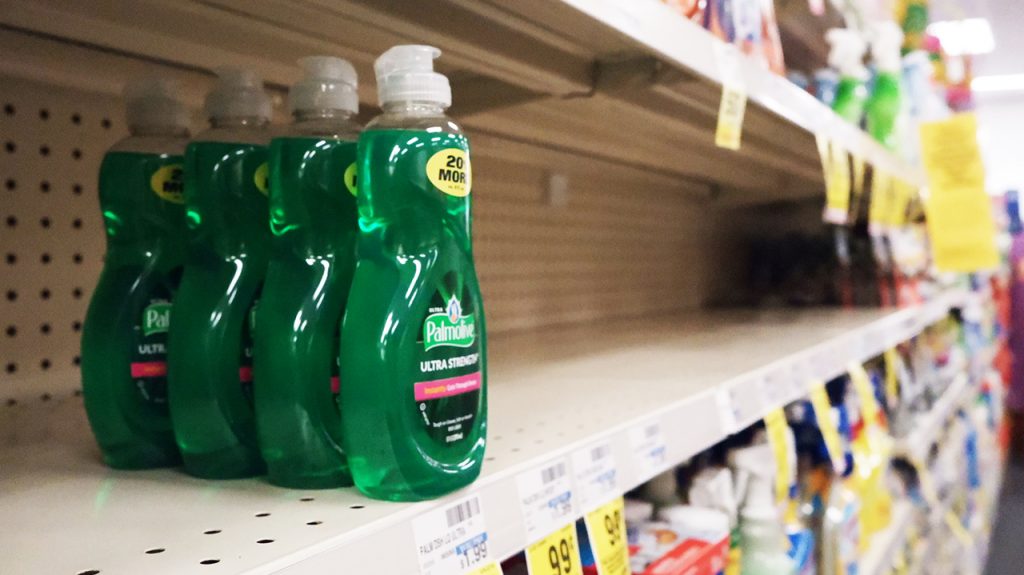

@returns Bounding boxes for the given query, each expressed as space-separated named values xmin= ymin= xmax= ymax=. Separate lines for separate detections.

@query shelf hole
xmin=145 ymin=548 xmax=165 ymax=555
xmin=511 ymin=447 xmax=520 ymax=453
xmin=257 ymin=539 xmax=274 ymax=544
xmin=349 ymin=505 xmax=364 ymax=510
xmin=73 ymin=253 xmax=83 ymax=264
xmin=41 ymin=253 xmax=51 ymax=264
xmin=73 ymin=388 xmax=83 ymax=397
xmin=40 ymin=288 xmax=51 ymax=300
xmin=255 ymin=512 xmax=270 ymax=518
xmin=203 ymin=529 xmax=221 ymax=535
xmin=299 ymin=497 xmax=314 ymax=502
xmin=40 ymin=216 xmax=51 ymax=229
xmin=485 ymin=457 xmax=495 ymax=462
xmin=72 ymin=287 xmax=83 ymax=299
xmin=4 ymin=179 xmax=15 ymax=191
xmin=72 ymin=183 xmax=83 ymax=196
xmin=493 ymin=436 xmax=502 ymax=441
xmin=72 ymin=355 xmax=81 ymax=367
xmin=4 ymin=141 xmax=14 ymax=153
xmin=39 ymin=145 xmax=50 ymax=157
xmin=40 ymin=180 xmax=50 ymax=193
xmin=5 ymin=253 xmax=15 ymax=264
xmin=5 ymin=363 xmax=16 ymax=374
xmin=40 ymin=359 xmax=51 ymax=370
xmin=77 ymin=570 xmax=100 ymax=575
xmin=73 ymin=321 xmax=83 ymax=332
xmin=39 ymin=108 xmax=49 ymax=120
xmin=72 ymin=148 xmax=82 ymax=160
xmin=40 ymin=323 xmax=51 ymax=335
xmin=199 ymin=559 xmax=220 ymax=566
xmin=5 ymin=216 xmax=16 ymax=228
xmin=101 ymin=118 xmax=112 ymax=129
xmin=72 ymin=113 xmax=82 ymax=125
xmin=6 ymin=290 xmax=16 ymax=301
xmin=306 ymin=521 xmax=322 ymax=526
xmin=73 ymin=218 xmax=83 ymax=229
xmin=5 ymin=398 xmax=16 ymax=407
xmin=3 ymin=103 xmax=13 ymax=115
xmin=5 ymin=326 xmax=15 ymax=337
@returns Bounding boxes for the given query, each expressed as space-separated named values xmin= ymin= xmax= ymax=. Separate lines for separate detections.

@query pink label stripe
xmin=331 ymin=376 xmax=340 ymax=394
xmin=130 ymin=361 xmax=167 ymax=378
xmin=239 ymin=366 xmax=253 ymax=383
xmin=414 ymin=372 xmax=482 ymax=402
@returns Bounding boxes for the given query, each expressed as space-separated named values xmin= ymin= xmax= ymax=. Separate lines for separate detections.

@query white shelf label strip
xmin=629 ymin=420 xmax=668 ymax=482
xmin=516 ymin=457 xmax=575 ymax=543
xmin=413 ymin=495 xmax=490 ymax=575
xmin=571 ymin=441 xmax=619 ymax=512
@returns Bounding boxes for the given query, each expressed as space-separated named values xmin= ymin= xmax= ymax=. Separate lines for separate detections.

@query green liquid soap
xmin=832 ymin=76 xmax=868 ymax=125
xmin=82 ymin=148 xmax=187 ymax=469
xmin=255 ymin=132 xmax=359 ymax=488
xmin=168 ymin=136 xmax=271 ymax=478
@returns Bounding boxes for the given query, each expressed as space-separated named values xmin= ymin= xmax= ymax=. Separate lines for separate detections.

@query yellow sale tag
xmin=764 ymin=408 xmax=791 ymax=504
xmin=821 ymin=139 xmax=851 ymax=224
xmin=468 ymin=563 xmax=505 ymax=575
xmin=883 ymin=348 xmax=899 ymax=408
xmin=869 ymin=170 xmax=893 ymax=234
xmin=584 ymin=498 xmax=630 ymax=575
xmin=809 ymin=382 xmax=844 ymax=472
xmin=847 ymin=362 xmax=881 ymax=431
xmin=526 ymin=523 xmax=583 ymax=575
xmin=920 ymin=113 xmax=1000 ymax=271
xmin=716 ymin=85 xmax=747 ymax=150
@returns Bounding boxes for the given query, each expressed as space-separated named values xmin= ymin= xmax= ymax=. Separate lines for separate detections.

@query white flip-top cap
xmin=374 ymin=45 xmax=451 ymax=107
xmin=123 ymin=76 xmax=189 ymax=132
xmin=204 ymin=67 xmax=272 ymax=122
xmin=289 ymin=56 xmax=359 ymax=115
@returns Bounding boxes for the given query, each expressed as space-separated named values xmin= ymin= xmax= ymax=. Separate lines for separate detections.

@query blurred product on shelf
xmin=254 ymin=56 xmax=362 ymax=489
xmin=661 ymin=0 xmax=706 ymax=22
xmin=896 ymin=0 xmax=930 ymax=54
xmin=826 ymin=27 xmax=870 ymax=125
xmin=340 ymin=45 xmax=487 ymax=501
xmin=664 ymin=0 xmax=785 ymax=75
xmin=865 ymin=22 xmax=905 ymax=150
xmin=167 ymin=67 xmax=274 ymax=479
xmin=81 ymin=77 xmax=191 ymax=469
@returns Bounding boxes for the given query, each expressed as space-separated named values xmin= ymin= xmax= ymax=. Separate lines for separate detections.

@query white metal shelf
xmin=860 ymin=501 xmax=917 ymax=575
xmin=0 ymin=0 xmax=922 ymax=204
xmin=0 ymin=293 xmax=965 ymax=575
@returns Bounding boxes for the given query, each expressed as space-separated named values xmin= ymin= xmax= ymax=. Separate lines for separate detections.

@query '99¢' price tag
xmin=584 ymin=497 xmax=630 ymax=575
xmin=526 ymin=523 xmax=583 ymax=575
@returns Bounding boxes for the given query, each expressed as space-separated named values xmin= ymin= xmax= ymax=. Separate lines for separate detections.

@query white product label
xmin=716 ymin=386 xmax=740 ymax=435
xmin=629 ymin=420 xmax=668 ymax=482
xmin=571 ymin=441 xmax=618 ymax=512
xmin=413 ymin=495 xmax=490 ymax=575
xmin=516 ymin=458 xmax=575 ymax=543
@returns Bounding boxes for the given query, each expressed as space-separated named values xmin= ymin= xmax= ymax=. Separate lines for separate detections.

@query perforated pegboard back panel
xmin=0 ymin=77 xmax=123 ymax=391
xmin=1 ymin=74 xmax=743 ymax=399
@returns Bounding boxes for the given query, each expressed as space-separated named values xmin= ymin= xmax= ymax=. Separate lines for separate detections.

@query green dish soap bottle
xmin=865 ymin=22 xmax=905 ymax=150
xmin=255 ymin=56 xmax=362 ymax=489
xmin=341 ymin=45 xmax=487 ymax=501
xmin=82 ymin=77 xmax=190 ymax=469
xmin=168 ymin=68 xmax=273 ymax=479
xmin=825 ymin=28 xmax=870 ymax=125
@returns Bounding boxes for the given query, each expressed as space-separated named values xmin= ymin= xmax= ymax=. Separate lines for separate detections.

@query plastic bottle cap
xmin=289 ymin=56 xmax=358 ymax=115
xmin=123 ymin=77 xmax=189 ymax=132
xmin=826 ymin=28 xmax=869 ymax=81
xmin=374 ymin=45 xmax=451 ymax=107
xmin=204 ymin=67 xmax=272 ymax=122
xmin=870 ymin=21 xmax=906 ymax=73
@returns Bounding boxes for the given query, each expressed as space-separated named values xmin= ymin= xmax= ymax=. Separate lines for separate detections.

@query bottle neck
xmin=381 ymin=101 xmax=447 ymax=116
xmin=292 ymin=109 xmax=354 ymax=122
xmin=210 ymin=116 xmax=269 ymax=129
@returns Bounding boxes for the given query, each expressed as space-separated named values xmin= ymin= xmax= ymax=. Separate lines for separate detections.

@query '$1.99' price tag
xmin=412 ymin=495 xmax=490 ymax=575
xmin=584 ymin=497 xmax=630 ymax=575
xmin=526 ymin=523 xmax=583 ymax=575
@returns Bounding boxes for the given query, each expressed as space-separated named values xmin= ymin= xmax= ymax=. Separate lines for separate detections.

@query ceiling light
xmin=972 ymin=74 xmax=1024 ymax=93
xmin=927 ymin=18 xmax=996 ymax=56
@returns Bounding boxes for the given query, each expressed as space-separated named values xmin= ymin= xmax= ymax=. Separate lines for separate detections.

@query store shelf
xmin=0 ymin=0 xmax=922 ymax=206
xmin=860 ymin=502 xmax=917 ymax=575
xmin=0 ymin=293 xmax=964 ymax=575
xmin=896 ymin=372 xmax=975 ymax=463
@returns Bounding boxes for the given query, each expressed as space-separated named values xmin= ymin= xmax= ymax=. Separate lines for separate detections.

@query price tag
xmin=759 ymin=365 xmax=792 ymax=406
xmin=714 ymin=43 xmax=747 ymax=151
xmin=788 ymin=358 xmax=811 ymax=399
xmin=526 ymin=523 xmax=583 ymax=575
xmin=715 ymin=386 xmax=740 ymax=434
xmin=809 ymin=382 xmax=844 ymax=473
xmin=467 ymin=564 xmax=504 ymax=575
xmin=629 ymin=420 xmax=668 ymax=481
xmin=847 ymin=361 xmax=882 ymax=433
xmin=819 ymin=136 xmax=851 ymax=224
xmin=764 ymin=407 xmax=792 ymax=504
xmin=571 ymin=441 xmax=618 ymax=512
xmin=883 ymin=348 xmax=900 ymax=408
xmin=869 ymin=170 xmax=893 ymax=236
xmin=413 ymin=495 xmax=490 ymax=575
xmin=518 ymin=458 xmax=575 ymax=542
xmin=584 ymin=498 xmax=630 ymax=575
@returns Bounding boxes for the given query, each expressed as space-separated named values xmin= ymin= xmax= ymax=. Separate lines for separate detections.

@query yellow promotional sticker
xmin=764 ymin=408 xmax=791 ymax=504
xmin=716 ymin=85 xmax=747 ymax=151
xmin=584 ymin=498 xmax=630 ymax=575
xmin=919 ymin=113 xmax=999 ymax=271
xmin=809 ymin=382 xmax=844 ymax=472
xmin=822 ymin=139 xmax=851 ymax=224
xmin=847 ymin=362 xmax=881 ymax=432
xmin=869 ymin=170 xmax=892 ymax=234
xmin=526 ymin=523 xmax=583 ymax=575
xmin=150 ymin=163 xmax=185 ymax=204
xmin=344 ymin=162 xmax=358 ymax=196
xmin=254 ymin=162 xmax=270 ymax=196
xmin=426 ymin=148 xmax=472 ymax=197
xmin=468 ymin=563 xmax=505 ymax=575
xmin=883 ymin=348 xmax=899 ymax=408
